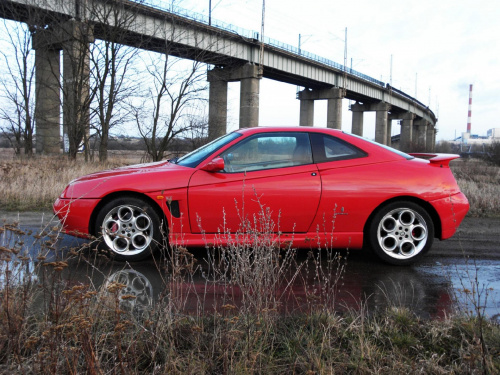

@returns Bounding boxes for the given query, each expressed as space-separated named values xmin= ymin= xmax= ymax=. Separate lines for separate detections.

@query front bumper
xmin=53 ymin=197 xmax=100 ymax=238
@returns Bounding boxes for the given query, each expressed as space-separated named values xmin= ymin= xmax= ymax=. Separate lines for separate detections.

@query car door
xmin=188 ymin=132 xmax=321 ymax=234
xmin=308 ymin=132 xmax=382 ymax=235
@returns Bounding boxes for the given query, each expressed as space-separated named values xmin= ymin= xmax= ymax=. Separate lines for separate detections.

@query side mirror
xmin=201 ymin=157 xmax=225 ymax=172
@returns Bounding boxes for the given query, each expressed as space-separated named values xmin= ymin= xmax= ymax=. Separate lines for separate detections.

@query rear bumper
xmin=430 ymin=192 xmax=469 ymax=240
xmin=53 ymin=197 xmax=100 ymax=238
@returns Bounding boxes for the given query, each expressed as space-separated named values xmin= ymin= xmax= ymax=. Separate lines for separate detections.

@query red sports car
xmin=53 ymin=127 xmax=469 ymax=265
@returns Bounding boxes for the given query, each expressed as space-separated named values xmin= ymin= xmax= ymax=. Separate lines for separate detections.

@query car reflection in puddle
xmin=34 ymin=249 xmax=459 ymax=320
xmin=103 ymin=268 xmax=154 ymax=315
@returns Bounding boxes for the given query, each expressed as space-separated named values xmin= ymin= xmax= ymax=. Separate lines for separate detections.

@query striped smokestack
xmin=467 ymin=84 xmax=473 ymax=133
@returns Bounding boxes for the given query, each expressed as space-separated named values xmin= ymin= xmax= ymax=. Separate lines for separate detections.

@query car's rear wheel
xmin=368 ymin=201 xmax=434 ymax=266
xmin=94 ymin=197 xmax=163 ymax=261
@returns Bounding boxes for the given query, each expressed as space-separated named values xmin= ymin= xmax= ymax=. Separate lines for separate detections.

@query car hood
xmin=60 ymin=161 xmax=195 ymax=199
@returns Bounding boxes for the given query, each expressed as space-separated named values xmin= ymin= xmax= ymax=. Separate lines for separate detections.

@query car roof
xmin=235 ymin=126 xmax=344 ymax=135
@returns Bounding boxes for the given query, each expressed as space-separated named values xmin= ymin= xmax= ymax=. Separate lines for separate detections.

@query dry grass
xmin=451 ymin=159 xmax=500 ymax=217
xmin=0 ymin=154 xmax=138 ymax=211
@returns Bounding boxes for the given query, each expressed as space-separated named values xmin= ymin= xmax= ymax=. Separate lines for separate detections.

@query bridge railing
xmin=138 ymin=0 xmax=385 ymax=87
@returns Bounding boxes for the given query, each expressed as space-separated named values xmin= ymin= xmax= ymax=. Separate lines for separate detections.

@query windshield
xmin=176 ymin=131 xmax=242 ymax=168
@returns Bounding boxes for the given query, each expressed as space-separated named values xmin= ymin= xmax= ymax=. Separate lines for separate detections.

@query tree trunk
xmin=99 ymin=131 xmax=108 ymax=163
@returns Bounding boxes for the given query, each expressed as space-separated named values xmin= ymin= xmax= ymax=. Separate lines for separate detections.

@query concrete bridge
xmin=1 ymin=0 xmax=437 ymax=154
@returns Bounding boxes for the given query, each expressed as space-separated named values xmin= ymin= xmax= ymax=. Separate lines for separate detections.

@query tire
xmin=367 ymin=201 xmax=434 ymax=266
xmin=94 ymin=197 xmax=163 ymax=261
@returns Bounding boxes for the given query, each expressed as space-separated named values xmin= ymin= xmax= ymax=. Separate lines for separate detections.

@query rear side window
xmin=310 ymin=133 xmax=367 ymax=163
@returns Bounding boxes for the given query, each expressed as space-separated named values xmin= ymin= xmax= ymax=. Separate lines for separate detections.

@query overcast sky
xmin=181 ymin=0 xmax=500 ymax=141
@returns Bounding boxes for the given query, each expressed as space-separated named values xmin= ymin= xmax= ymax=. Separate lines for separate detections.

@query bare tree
xmin=186 ymin=114 xmax=209 ymax=151
xmin=0 ymin=19 xmax=35 ymax=157
xmin=59 ymin=19 xmax=94 ymax=160
xmin=135 ymin=52 xmax=208 ymax=161
xmin=87 ymin=0 xmax=140 ymax=163
xmin=489 ymin=141 xmax=500 ymax=166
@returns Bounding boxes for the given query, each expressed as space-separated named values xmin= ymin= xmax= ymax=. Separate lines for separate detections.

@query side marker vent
xmin=166 ymin=200 xmax=181 ymax=218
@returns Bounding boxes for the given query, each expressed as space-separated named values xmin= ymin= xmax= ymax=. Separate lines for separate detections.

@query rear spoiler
xmin=408 ymin=153 xmax=460 ymax=167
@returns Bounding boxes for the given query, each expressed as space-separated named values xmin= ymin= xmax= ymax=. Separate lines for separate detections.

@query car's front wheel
xmin=94 ymin=197 xmax=163 ymax=261
xmin=368 ymin=201 xmax=434 ymax=266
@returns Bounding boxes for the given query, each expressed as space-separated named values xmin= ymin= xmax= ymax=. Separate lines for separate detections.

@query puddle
xmin=1 ymin=226 xmax=499 ymax=321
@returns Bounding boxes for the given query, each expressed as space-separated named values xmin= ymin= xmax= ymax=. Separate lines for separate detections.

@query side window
xmin=220 ymin=133 xmax=312 ymax=173
xmin=310 ymin=133 xmax=367 ymax=163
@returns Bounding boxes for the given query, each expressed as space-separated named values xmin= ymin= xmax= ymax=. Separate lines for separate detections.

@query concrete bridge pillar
xmin=32 ymin=20 xmax=93 ymax=155
xmin=299 ymin=99 xmax=314 ymax=126
xmin=374 ymin=102 xmax=391 ymax=145
xmin=34 ymin=47 xmax=61 ymax=154
xmin=33 ymin=32 xmax=61 ymax=155
xmin=207 ymin=63 xmax=261 ymax=134
xmin=350 ymin=102 xmax=365 ymax=136
xmin=298 ymin=87 xmax=344 ymax=127
xmin=326 ymin=88 xmax=345 ymax=129
xmin=208 ymin=69 xmax=228 ymax=140
xmin=386 ymin=120 xmax=393 ymax=146
xmin=426 ymin=125 xmax=436 ymax=152
xmin=239 ymin=64 xmax=260 ymax=128
xmin=412 ymin=123 xmax=418 ymax=147
xmin=400 ymin=112 xmax=415 ymax=152
xmin=414 ymin=119 xmax=428 ymax=151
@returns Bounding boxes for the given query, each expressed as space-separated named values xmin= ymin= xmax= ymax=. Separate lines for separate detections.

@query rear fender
xmin=363 ymin=196 xmax=442 ymax=241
